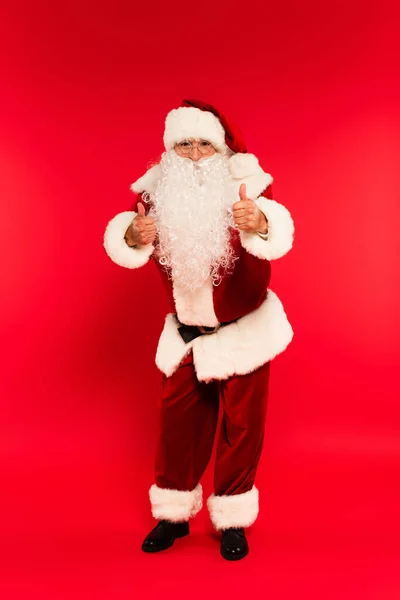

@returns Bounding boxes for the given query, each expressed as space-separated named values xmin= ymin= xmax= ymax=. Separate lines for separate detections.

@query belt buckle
xmin=198 ymin=324 xmax=220 ymax=335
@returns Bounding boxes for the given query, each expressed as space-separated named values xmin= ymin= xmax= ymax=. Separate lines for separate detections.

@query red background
xmin=1 ymin=1 xmax=399 ymax=598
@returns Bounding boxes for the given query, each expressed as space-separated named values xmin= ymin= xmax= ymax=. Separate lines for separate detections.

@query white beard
xmin=146 ymin=151 xmax=236 ymax=291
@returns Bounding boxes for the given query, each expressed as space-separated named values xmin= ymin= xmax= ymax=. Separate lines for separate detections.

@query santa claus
xmin=104 ymin=99 xmax=294 ymax=560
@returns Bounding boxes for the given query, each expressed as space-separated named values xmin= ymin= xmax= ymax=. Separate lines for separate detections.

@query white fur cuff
xmin=103 ymin=211 xmax=154 ymax=269
xmin=207 ymin=487 xmax=259 ymax=530
xmin=240 ymin=198 xmax=294 ymax=260
xmin=149 ymin=484 xmax=203 ymax=522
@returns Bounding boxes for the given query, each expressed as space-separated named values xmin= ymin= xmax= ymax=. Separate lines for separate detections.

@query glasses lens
xmin=198 ymin=141 xmax=213 ymax=154
xmin=177 ymin=142 xmax=191 ymax=154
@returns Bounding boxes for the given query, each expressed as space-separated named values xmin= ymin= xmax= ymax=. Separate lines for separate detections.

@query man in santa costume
xmin=104 ymin=99 xmax=294 ymax=560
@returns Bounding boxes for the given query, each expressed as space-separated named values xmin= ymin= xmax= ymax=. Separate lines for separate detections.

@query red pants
xmin=149 ymin=350 xmax=270 ymax=530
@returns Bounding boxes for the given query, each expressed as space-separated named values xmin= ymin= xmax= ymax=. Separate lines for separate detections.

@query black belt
xmin=177 ymin=317 xmax=236 ymax=344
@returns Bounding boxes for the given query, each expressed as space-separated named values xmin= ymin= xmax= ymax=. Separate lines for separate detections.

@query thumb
xmin=239 ymin=183 xmax=247 ymax=201
xmin=137 ymin=202 xmax=146 ymax=217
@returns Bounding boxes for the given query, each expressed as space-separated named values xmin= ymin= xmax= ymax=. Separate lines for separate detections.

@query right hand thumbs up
xmin=126 ymin=201 xmax=157 ymax=247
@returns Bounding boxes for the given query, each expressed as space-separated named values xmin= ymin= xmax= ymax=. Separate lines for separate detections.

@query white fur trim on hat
xmin=149 ymin=483 xmax=203 ymax=522
xmin=163 ymin=106 xmax=228 ymax=152
xmin=207 ymin=487 xmax=259 ymax=530
xmin=239 ymin=197 xmax=294 ymax=260
xmin=103 ymin=211 xmax=154 ymax=269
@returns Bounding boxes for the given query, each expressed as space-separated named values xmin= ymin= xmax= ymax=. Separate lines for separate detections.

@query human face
xmin=174 ymin=139 xmax=217 ymax=161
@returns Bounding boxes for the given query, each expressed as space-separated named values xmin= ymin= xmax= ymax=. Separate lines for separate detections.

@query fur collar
xmin=130 ymin=153 xmax=273 ymax=199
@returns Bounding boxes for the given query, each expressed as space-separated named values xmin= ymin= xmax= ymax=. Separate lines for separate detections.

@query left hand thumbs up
xmin=238 ymin=183 xmax=248 ymax=202
xmin=233 ymin=184 xmax=268 ymax=234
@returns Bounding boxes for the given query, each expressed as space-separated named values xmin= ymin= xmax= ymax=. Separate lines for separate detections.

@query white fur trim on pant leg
xmin=103 ymin=211 xmax=154 ymax=269
xmin=239 ymin=198 xmax=294 ymax=260
xmin=191 ymin=484 xmax=203 ymax=516
xmin=207 ymin=487 xmax=259 ymax=530
xmin=149 ymin=484 xmax=203 ymax=522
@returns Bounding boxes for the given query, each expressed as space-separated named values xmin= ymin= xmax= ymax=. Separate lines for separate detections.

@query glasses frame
xmin=174 ymin=139 xmax=216 ymax=156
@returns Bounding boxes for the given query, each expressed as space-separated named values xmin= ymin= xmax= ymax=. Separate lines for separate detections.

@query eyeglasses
xmin=175 ymin=140 xmax=215 ymax=155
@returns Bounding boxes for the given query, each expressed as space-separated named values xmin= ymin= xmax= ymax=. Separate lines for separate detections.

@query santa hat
xmin=129 ymin=99 xmax=273 ymax=198
xmin=163 ymin=99 xmax=248 ymax=154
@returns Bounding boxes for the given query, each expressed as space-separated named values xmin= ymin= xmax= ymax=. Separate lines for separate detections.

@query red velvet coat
xmin=130 ymin=187 xmax=272 ymax=325
xmin=104 ymin=153 xmax=294 ymax=382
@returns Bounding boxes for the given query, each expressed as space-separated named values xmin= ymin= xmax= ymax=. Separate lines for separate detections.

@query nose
xmin=189 ymin=147 xmax=201 ymax=161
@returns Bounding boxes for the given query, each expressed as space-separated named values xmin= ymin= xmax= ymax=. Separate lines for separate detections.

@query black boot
xmin=141 ymin=520 xmax=190 ymax=553
xmin=220 ymin=527 xmax=249 ymax=561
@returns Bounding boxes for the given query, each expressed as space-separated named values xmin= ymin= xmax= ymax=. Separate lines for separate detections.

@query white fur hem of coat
xmin=103 ymin=211 xmax=154 ymax=269
xmin=149 ymin=483 xmax=203 ymax=522
xmin=155 ymin=289 xmax=293 ymax=382
xmin=207 ymin=487 xmax=259 ymax=530
xmin=240 ymin=197 xmax=294 ymax=260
